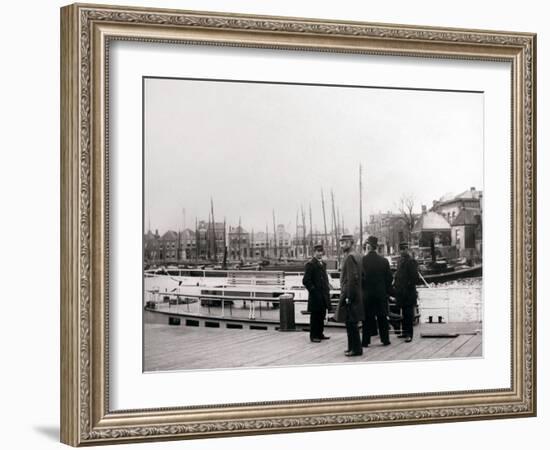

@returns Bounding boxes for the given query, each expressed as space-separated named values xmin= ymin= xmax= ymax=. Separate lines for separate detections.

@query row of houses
xmin=144 ymin=221 xmax=339 ymax=264
xmin=145 ymin=187 xmax=483 ymax=265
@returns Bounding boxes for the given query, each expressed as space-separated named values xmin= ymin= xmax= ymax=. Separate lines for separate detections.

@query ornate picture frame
xmin=60 ymin=3 xmax=536 ymax=446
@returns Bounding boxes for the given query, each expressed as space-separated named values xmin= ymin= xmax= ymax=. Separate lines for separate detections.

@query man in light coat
xmin=335 ymin=234 xmax=364 ymax=357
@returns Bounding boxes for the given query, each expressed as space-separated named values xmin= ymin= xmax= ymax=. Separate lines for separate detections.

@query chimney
xmin=470 ymin=186 xmax=476 ymax=192
xmin=421 ymin=205 xmax=427 ymax=214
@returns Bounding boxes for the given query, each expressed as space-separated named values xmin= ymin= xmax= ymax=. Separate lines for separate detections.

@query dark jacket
xmin=335 ymin=252 xmax=364 ymax=323
xmin=362 ymin=251 xmax=393 ymax=304
xmin=394 ymin=253 xmax=420 ymax=306
xmin=302 ymin=257 xmax=331 ymax=312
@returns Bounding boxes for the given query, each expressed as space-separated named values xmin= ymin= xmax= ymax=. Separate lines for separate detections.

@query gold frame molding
xmin=60 ymin=3 xmax=536 ymax=446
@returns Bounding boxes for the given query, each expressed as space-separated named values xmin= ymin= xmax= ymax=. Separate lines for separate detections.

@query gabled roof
xmin=438 ymin=192 xmax=457 ymax=203
xmin=436 ymin=189 xmax=483 ymax=207
xmin=413 ymin=212 xmax=451 ymax=232
xmin=452 ymin=208 xmax=481 ymax=226
xmin=160 ymin=230 xmax=179 ymax=241
xmin=144 ymin=230 xmax=157 ymax=241
xmin=454 ymin=189 xmax=482 ymax=201
xmin=181 ymin=228 xmax=195 ymax=238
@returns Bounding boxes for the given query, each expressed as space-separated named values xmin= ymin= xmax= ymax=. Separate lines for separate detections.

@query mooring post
xmin=278 ymin=294 xmax=295 ymax=331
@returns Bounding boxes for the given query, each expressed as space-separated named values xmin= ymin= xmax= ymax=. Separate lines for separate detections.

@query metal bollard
xmin=278 ymin=294 xmax=295 ymax=331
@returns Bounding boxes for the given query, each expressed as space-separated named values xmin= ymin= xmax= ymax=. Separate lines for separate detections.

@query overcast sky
xmin=144 ymin=77 xmax=483 ymax=234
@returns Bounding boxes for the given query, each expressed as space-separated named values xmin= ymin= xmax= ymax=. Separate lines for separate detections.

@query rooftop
xmin=160 ymin=230 xmax=179 ymax=241
xmin=436 ymin=187 xmax=483 ymax=207
xmin=413 ymin=212 xmax=451 ymax=232
xmin=452 ymin=208 xmax=482 ymax=226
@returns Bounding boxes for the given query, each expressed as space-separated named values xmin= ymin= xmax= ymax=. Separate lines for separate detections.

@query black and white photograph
xmin=143 ymin=77 xmax=484 ymax=371
xmin=0 ymin=0 xmax=543 ymax=447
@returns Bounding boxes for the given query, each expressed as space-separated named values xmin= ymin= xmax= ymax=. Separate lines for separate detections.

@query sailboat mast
xmin=309 ymin=203 xmax=313 ymax=250
xmin=251 ymin=228 xmax=255 ymax=260
xmin=295 ymin=210 xmax=299 ymax=258
xmin=223 ymin=217 xmax=228 ymax=269
xmin=195 ymin=217 xmax=199 ymax=262
xmin=300 ymin=205 xmax=307 ymax=258
xmin=207 ymin=211 xmax=212 ymax=260
xmin=272 ymin=210 xmax=277 ymax=259
xmin=265 ymin=223 xmax=269 ymax=257
xmin=331 ymin=190 xmax=339 ymax=260
xmin=321 ymin=189 xmax=329 ymax=257
xmin=181 ymin=208 xmax=186 ymax=261
xmin=238 ymin=216 xmax=242 ymax=261
xmin=210 ymin=198 xmax=217 ymax=261
xmin=359 ymin=163 xmax=364 ymax=254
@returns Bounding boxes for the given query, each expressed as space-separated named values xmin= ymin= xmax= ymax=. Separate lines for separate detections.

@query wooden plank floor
xmin=144 ymin=321 xmax=482 ymax=372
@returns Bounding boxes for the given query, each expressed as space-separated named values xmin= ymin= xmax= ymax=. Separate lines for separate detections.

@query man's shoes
xmin=345 ymin=350 xmax=363 ymax=357
xmin=382 ymin=341 xmax=391 ymax=346
xmin=405 ymin=337 xmax=413 ymax=343
xmin=320 ymin=335 xmax=331 ymax=340
xmin=397 ymin=334 xmax=407 ymax=339
xmin=310 ymin=338 xmax=322 ymax=343
xmin=362 ymin=343 xmax=369 ymax=348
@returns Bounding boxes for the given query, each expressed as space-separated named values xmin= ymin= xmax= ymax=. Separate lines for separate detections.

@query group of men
xmin=302 ymin=234 xmax=419 ymax=357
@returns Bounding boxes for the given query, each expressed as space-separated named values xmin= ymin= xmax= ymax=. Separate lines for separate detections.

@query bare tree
xmin=398 ymin=194 xmax=417 ymax=236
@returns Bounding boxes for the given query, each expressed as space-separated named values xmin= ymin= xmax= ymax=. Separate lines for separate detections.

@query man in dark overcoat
xmin=394 ymin=241 xmax=420 ymax=342
xmin=361 ymin=236 xmax=393 ymax=347
xmin=335 ymin=234 xmax=364 ymax=357
xmin=302 ymin=244 xmax=332 ymax=343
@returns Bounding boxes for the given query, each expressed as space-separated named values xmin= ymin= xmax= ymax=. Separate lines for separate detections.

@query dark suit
xmin=302 ymin=258 xmax=331 ymax=340
xmin=335 ymin=251 xmax=364 ymax=354
xmin=394 ymin=253 xmax=420 ymax=338
xmin=362 ymin=250 xmax=393 ymax=345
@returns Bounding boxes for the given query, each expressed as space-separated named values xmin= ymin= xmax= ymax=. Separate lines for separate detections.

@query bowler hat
xmin=366 ymin=235 xmax=378 ymax=246
xmin=313 ymin=244 xmax=324 ymax=252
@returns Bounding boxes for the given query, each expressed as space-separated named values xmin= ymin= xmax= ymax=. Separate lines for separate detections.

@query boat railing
xmin=146 ymin=289 xmax=303 ymax=320
xmin=226 ymin=270 xmax=285 ymax=287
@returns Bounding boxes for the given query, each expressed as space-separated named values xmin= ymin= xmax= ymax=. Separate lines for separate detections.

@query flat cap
xmin=399 ymin=241 xmax=409 ymax=250
xmin=313 ymin=244 xmax=324 ymax=251
xmin=339 ymin=234 xmax=354 ymax=242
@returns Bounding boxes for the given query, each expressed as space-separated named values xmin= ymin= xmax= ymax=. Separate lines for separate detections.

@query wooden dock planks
xmin=144 ymin=323 xmax=483 ymax=371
